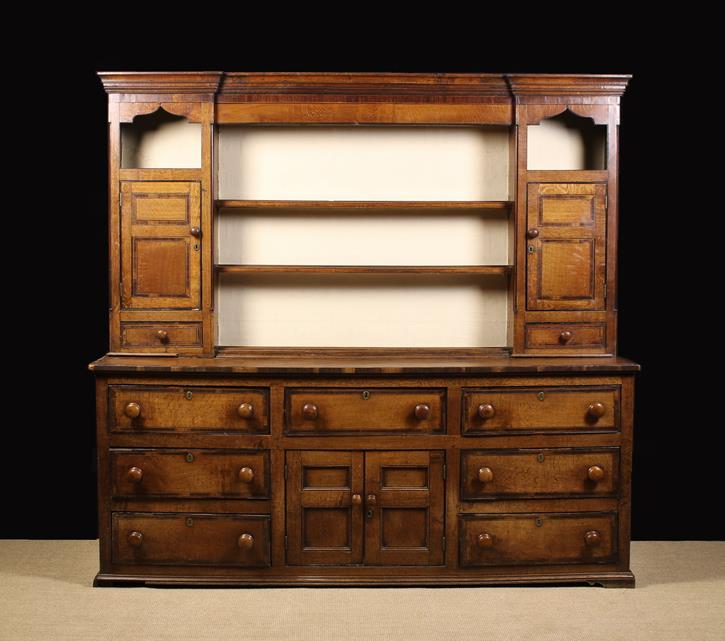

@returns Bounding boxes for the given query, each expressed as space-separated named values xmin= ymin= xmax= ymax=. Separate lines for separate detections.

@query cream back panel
xmin=121 ymin=116 xmax=202 ymax=169
xmin=217 ymin=274 xmax=509 ymax=347
xmin=527 ymin=116 xmax=606 ymax=170
xmin=217 ymin=126 xmax=510 ymax=201
xmin=216 ymin=209 xmax=509 ymax=266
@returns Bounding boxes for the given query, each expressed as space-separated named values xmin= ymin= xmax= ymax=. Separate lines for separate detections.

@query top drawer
xmin=285 ymin=388 xmax=445 ymax=434
xmin=109 ymin=386 xmax=269 ymax=433
xmin=462 ymin=386 xmax=619 ymax=434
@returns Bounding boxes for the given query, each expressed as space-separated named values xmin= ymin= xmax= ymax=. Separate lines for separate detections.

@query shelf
xmin=215 ymin=265 xmax=512 ymax=275
xmin=216 ymin=200 xmax=513 ymax=211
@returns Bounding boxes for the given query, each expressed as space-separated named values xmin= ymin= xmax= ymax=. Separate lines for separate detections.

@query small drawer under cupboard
xmin=111 ymin=449 xmax=270 ymax=499
xmin=120 ymin=322 xmax=203 ymax=352
xmin=112 ymin=513 xmax=271 ymax=567
xmin=109 ymin=385 xmax=269 ymax=433
xmin=459 ymin=512 xmax=617 ymax=567
xmin=285 ymin=388 xmax=445 ymax=434
xmin=525 ymin=323 xmax=607 ymax=354
xmin=461 ymin=447 xmax=619 ymax=500
xmin=462 ymin=386 xmax=619 ymax=434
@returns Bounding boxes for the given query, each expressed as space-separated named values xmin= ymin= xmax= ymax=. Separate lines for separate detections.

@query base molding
xmin=94 ymin=570 xmax=635 ymax=589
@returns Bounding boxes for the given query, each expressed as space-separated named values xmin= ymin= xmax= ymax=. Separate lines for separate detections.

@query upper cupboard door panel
xmin=120 ymin=182 xmax=201 ymax=310
xmin=526 ymin=183 xmax=606 ymax=311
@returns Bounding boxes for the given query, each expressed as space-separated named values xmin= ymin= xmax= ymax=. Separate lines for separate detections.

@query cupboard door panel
xmin=527 ymin=183 xmax=606 ymax=311
xmin=286 ymin=451 xmax=364 ymax=565
xmin=364 ymin=451 xmax=445 ymax=566
xmin=121 ymin=181 xmax=201 ymax=310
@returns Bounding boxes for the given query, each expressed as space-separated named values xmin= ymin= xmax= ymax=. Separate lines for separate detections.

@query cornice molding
xmin=98 ymin=72 xmax=224 ymax=94
xmin=507 ymin=74 xmax=631 ymax=97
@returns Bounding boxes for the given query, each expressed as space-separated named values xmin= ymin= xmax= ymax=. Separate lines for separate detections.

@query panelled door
xmin=120 ymin=181 xmax=201 ymax=310
xmin=526 ymin=183 xmax=606 ymax=311
xmin=286 ymin=450 xmax=445 ymax=566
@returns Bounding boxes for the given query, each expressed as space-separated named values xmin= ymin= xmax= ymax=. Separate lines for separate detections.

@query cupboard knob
xmin=126 ymin=466 xmax=143 ymax=484
xmin=238 ymin=467 xmax=254 ymax=483
xmin=527 ymin=228 xmax=540 ymax=239
xmin=127 ymin=531 xmax=143 ymax=548
xmin=559 ymin=330 xmax=573 ymax=344
xmin=587 ymin=402 xmax=606 ymax=419
xmin=237 ymin=403 xmax=254 ymax=419
xmin=367 ymin=493 xmax=377 ymax=506
xmin=414 ymin=403 xmax=431 ymax=420
xmin=190 ymin=226 xmax=201 ymax=238
xmin=351 ymin=493 xmax=362 ymax=506
xmin=302 ymin=403 xmax=319 ymax=420
xmin=477 ymin=403 xmax=495 ymax=419
xmin=124 ymin=402 xmax=141 ymax=419
xmin=237 ymin=533 xmax=254 ymax=550
xmin=477 ymin=533 xmax=494 ymax=549
xmin=587 ymin=465 xmax=605 ymax=482
xmin=477 ymin=466 xmax=494 ymax=483
xmin=584 ymin=530 xmax=602 ymax=547
xmin=156 ymin=329 xmax=169 ymax=343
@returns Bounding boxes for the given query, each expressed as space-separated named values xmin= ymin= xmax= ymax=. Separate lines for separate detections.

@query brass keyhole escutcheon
xmin=362 ymin=391 xmax=370 ymax=400
xmin=185 ymin=453 xmax=194 ymax=463
xmin=186 ymin=517 xmax=194 ymax=527
xmin=535 ymin=517 xmax=543 ymax=527
xmin=537 ymin=453 xmax=545 ymax=463
xmin=537 ymin=392 xmax=545 ymax=401
xmin=185 ymin=391 xmax=193 ymax=401
xmin=366 ymin=509 xmax=374 ymax=519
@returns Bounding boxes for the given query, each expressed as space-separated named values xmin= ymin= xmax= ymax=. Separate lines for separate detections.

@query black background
xmin=3 ymin=28 xmax=721 ymax=540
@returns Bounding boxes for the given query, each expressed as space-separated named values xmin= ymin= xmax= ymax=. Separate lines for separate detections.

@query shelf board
xmin=215 ymin=264 xmax=512 ymax=275
xmin=216 ymin=200 xmax=513 ymax=211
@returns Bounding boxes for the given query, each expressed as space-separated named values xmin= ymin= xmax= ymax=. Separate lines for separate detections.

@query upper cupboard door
xmin=527 ymin=183 xmax=606 ymax=311
xmin=120 ymin=182 xmax=201 ymax=310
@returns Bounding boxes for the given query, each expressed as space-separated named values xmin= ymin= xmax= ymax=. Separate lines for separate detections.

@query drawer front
xmin=109 ymin=385 xmax=269 ymax=433
xmin=111 ymin=449 xmax=270 ymax=499
xmin=112 ymin=513 xmax=270 ymax=567
xmin=524 ymin=323 xmax=606 ymax=354
xmin=120 ymin=322 xmax=203 ymax=352
xmin=459 ymin=512 xmax=617 ymax=566
xmin=461 ymin=448 xmax=619 ymax=499
xmin=285 ymin=388 xmax=445 ymax=434
xmin=462 ymin=386 xmax=618 ymax=434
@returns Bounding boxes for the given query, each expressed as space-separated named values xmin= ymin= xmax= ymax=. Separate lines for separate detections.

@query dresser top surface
xmin=89 ymin=354 xmax=640 ymax=375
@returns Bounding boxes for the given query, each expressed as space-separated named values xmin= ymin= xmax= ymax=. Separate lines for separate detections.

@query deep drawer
xmin=462 ymin=386 xmax=619 ymax=434
xmin=461 ymin=447 xmax=619 ymax=499
xmin=459 ymin=512 xmax=617 ymax=566
xmin=112 ymin=513 xmax=271 ymax=567
xmin=111 ymin=449 xmax=270 ymax=499
xmin=285 ymin=388 xmax=445 ymax=434
xmin=109 ymin=385 xmax=269 ymax=433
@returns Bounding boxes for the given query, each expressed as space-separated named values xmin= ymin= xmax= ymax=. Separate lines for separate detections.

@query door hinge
xmin=442 ymin=536 xmax=446 ymax=551
xmin=284 ymin=464 xmax=288 ymax=480
xmin=442 ymin=464 xmax=447 ymax=480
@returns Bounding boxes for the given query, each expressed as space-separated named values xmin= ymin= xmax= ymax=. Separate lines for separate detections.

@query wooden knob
xmin=238 ymin=467 xmax=254 ymax=483
xmin=126 ymin=466 xmax=143 ymax=484
xmin=477 ymin=466 xmax=494 ymax=483
xmin=351 ymin=493 xmax=362 ymax=506
xmin=559 ymin=330 xmax=573 ymax=344
xmin=302 ymin=403 xmax=318 ymax=420
xmin=237 ymin=403 xmax=254 ymax=419
xmin=584 ymin=530 xmax=602 ymax=547
xmin=587 ymin=402 xmax=606 ymax=419
xmin=587 ymin=465 xmax=605 ymax=482
xmin=367 ymin=493 xmax=377 ymax=506
xmin=127 ymin=531 xmax=143 ymax=548
xmin=477 ymin=533 xmax=494 ymax=549
xmin=237 ymin=533 xmax=254 ymax=550
xmin=156 ymin=329 xmax=169 ymax=343
xmin=477 ymin=403 xmax=495 ymax=419
xmin=527 ymin=228 xmax=540 ymax=239
xmin=124 ymin=402 xmax=141 ymax=419
xmin=414 ymin=403 xmax=431 ymax=420
xmin=190 ymin=226 xmax=201 ymax=238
